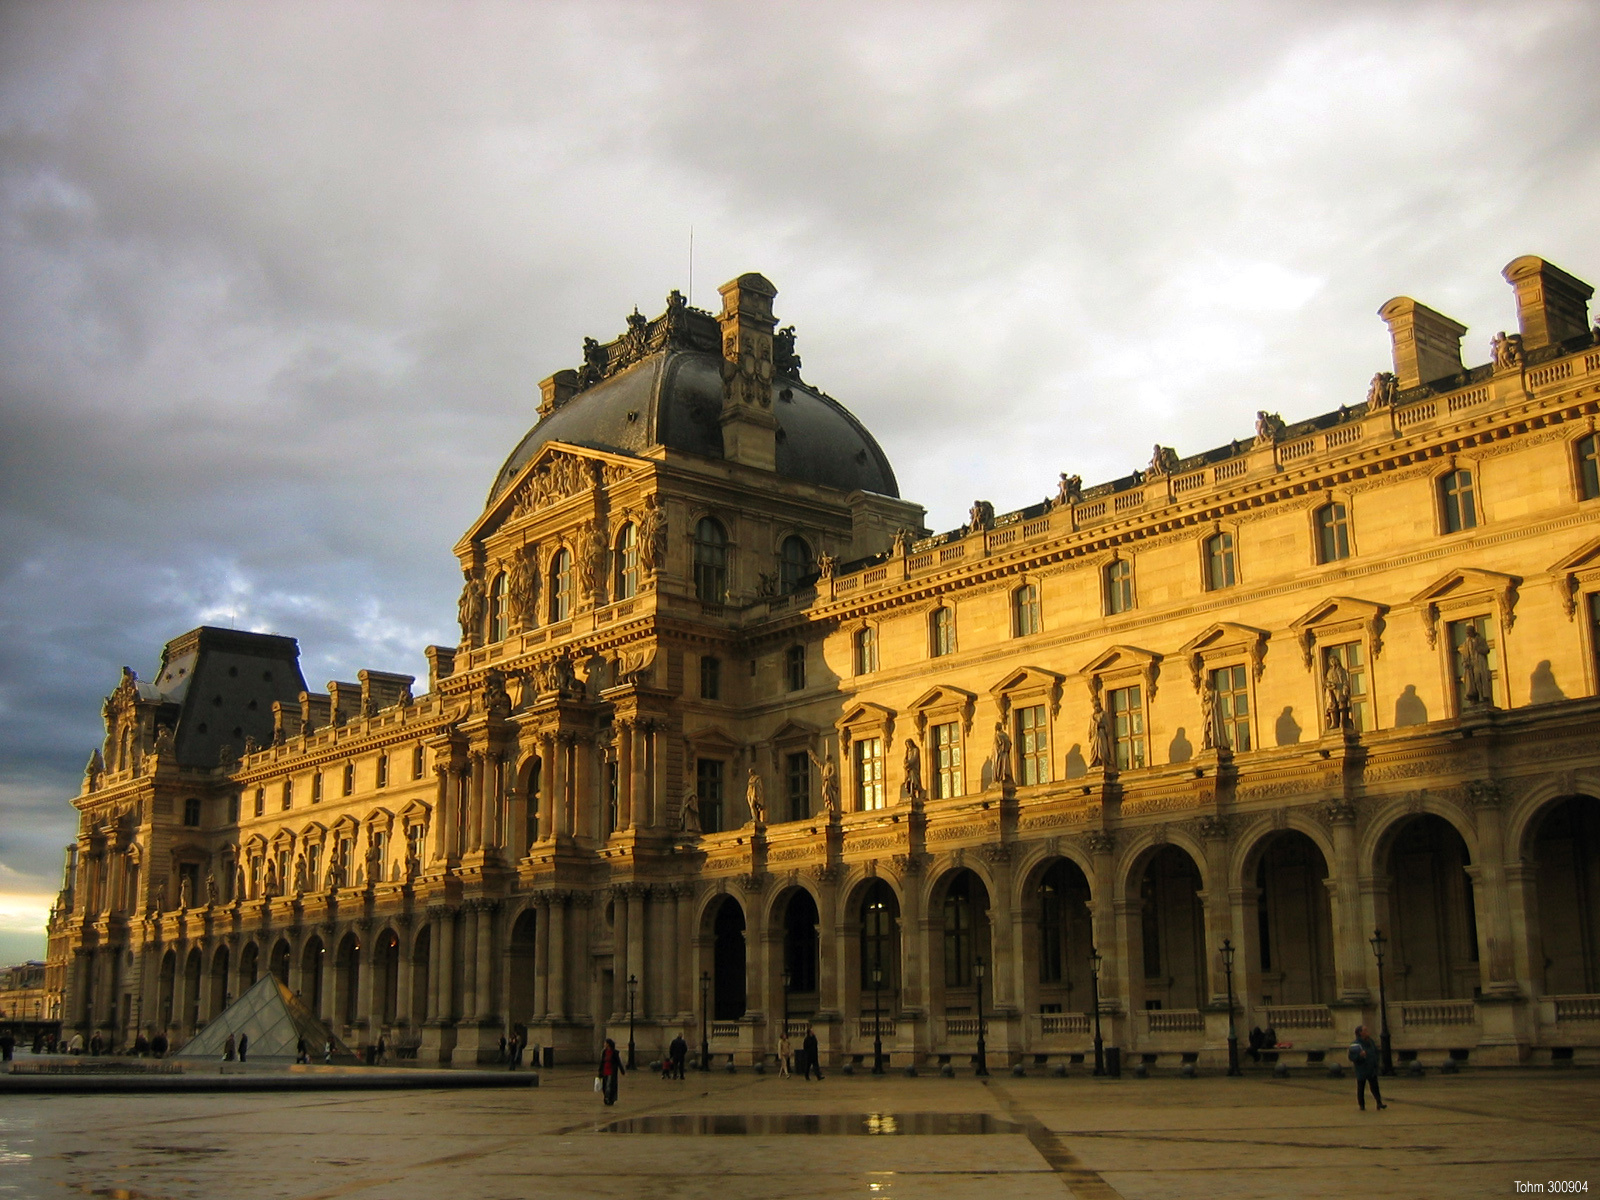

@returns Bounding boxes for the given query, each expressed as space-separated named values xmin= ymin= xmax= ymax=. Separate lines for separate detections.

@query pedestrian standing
xmin=151 ymin=1031 xmax=167 ymax=1058
xmin=0 ymin=1031 xmax=14 ymax=1062
xmin=296 ymin=1037 xmax=308 ymax=1064
xmin=598 ymin=1037 xmax=625 ymax=1106
xmin=1348 ymin=1025 xmax=1387 ymax=1111
xmin=802 ymin=1027 xmax=823 ymax=1081
xmin=377 ymin=1033 xmax=387 ymax=1065
xmin=324 ymin=1038 xmax=333 ymax=1063
xmin=669 ymin=1033 xmax=687 ymax=1080
xmin=778 ymin=1033 xmax=792 ymax=1079
xmin=238 ymin=1033 xmax=248 ymax=1063
xmin=223 ymin=1033 xmax=236 ymax=1062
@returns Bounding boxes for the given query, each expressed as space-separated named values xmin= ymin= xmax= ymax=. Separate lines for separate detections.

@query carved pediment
xmin=1410 ymin=568 xmax=1521 ymax=646
xmin=989 ymin=666 xmax=1066 ymax=717
xmin=908 ymin=685 xmax=977 ymax=735
xmin=398 ymin=798 xmax=433 ymax=824
xmin=1080 ymin=644 xmax=1162 ymax=701
xmin=836 ymin=702 xmax=896 ymax=748
xmin=363 ymin=807 xmax=394 ymax=829
xmin=1177 ymin=622 xmax=1270 ymax=691
xmin=1288 ymin=597 xmax=1390 ymax=669
xmin=769 ymin=719 xmax=820 ymax=745
xmin=1548 ymin=535 xmax=1600 ymax=620
xmin=299 ymin=820 xmax=329 ymax=841
xmin=459 ymin=442 xmax=642 ymax=553
xmin=685 ymin=724 xmax=743 ymax=754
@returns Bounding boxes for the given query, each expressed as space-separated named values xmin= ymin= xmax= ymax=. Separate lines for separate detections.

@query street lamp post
xmin=699 ymin=970 xmax=711 ymax=1072
xmin=973 ymin=955 xmax=989 ymax=1077
xmin=1369 ymin=929 xmax=1394 ymax=1076
xmin=870 ymin=966 xmax=885 ymax=1075
xmin=1089 ymin=946 xmax=1105 ymax=1076
xmin=626 ymin=973 xmax=637 ymax=1071
xmin=1221 ymin=938 xmax=1240 ymax=1076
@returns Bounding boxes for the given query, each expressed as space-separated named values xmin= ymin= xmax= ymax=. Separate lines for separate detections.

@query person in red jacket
xmin=598 ymin=1037 xmax=625 ymax=1106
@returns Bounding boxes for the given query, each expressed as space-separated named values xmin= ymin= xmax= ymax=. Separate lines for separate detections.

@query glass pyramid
xmin=174 ymin=974 xmax=359 ymax=1064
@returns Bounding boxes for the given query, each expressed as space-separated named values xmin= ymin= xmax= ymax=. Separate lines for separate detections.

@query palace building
xmin=48 ymin=258 xmax=1600 ymax=1069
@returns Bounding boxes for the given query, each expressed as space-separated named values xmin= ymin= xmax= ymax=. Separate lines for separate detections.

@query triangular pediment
xmin=1079 ymin=644 xmax=1161 ymax=677
xmin=1287 ymin=596 xmax=1390 ymax=668
xmin=909 ymin=685 xmax=976 ymax=712
xmin=989 ymin=666 xmax=1064 ymax=697
xmin=456 ymin=440 xmax=645 ymax=553
xmin=1177 ymin=622 xmax=1270 ymax=691
xmin=1410 ymin=568 xmax=1522 ymax=646
xmin=398 ymin=798 xmax=432 ymax=823
xmin=1550 ymin=534 xmax=1600 ymax=576
xmin=770 ymin=719 xmax=821 ymax=744
xmin=685 ymin=723 xmax=742 ymax=753
xmin=1549 ymin=534 xmax=1600 ymax=620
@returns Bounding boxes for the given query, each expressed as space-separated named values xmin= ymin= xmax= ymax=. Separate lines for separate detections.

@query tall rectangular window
xmin=1012 ymin=585 xmax=1040 ymax=637
xmin=696 ymin=758 xmax=725 ymax=834
xmin=605 ymin=758 xmax=619 ymax=835
xmin=1591 ymin=592 xmax=1600 ymax=692
xmin=228 ymin=793 xmax=240 ymax=824
xmin=376 ymin=754 xmax=388 ymax=789
xmin=785 ymin=644 xmax=807 ymax=692
xmin=854 ymin=626 xmax=878 ymax=675
xmin=1109 ymin=685 xmax=1146 ymax=770
xmin=854 ymin=737 xmax=885 ymax=810
xmin=1323 ymin=641 xmax=1370 ymax=732
xmin=700 ymin=655 xmax=721 ymax=700
xmin=1210 ymin=664 xmax=1252 ymax=752
xmin=311 ymin=772 xmax=323 ymax=804
xmin=931 ymin=721 xmax=963 ymax=799
xmin=406 ymin=824 xmax=425 ymax=869
xmin=1316 ymin=502 xmax=1351 ymax=563
xmin=412 ymin=744 xmax=425 ymax=779
xmin=1105 ymin=559 xmax=1134 ymax=614
xmin=281 ymin=780 xmax=293 ymax=811
xmin=1579 ymin=434 xmax=1599 ymax=501
xmin=1016 ymin=704 xmax=1050 ymax=785
xmin=254 ymin=788 xmax=265 ymax=818
xmin=1441 ymin=469 xmax=1478 ymax=533
xmin=930 ymin=607 xmax=954 ymax=657
xmin=1449 ymin=615 xmax=1498 ymax=711
xmin=786 ymin=751 xmax=810 ymax=822
xmin=1205 ymin=533 xmax=1236 ymax=590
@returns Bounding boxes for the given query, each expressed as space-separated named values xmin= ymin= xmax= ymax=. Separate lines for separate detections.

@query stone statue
xmin=992 ymin=719 xmax=1014 ymax=786
xmin=902 ymin=737 xmax=924 ymax=801
xmin=816 ymin=553 xmax=838 ymax=580
xmin=1148 ymin=444 xmax=1179 ymax=477
xmin=152 ymin=726 xmax=175 ymax=758
xmin=807 ymin=748 xmax=840 ymax=814
xmin=891 ymin=527 xmax=914 ymax=557
xmin=1087 ymin=694 xmax=1112 ymax=769
xmin=1201 ymin=684 xmax=1227 ymax=752
xmin=235 ymin=864 xmax=247 ymax=903
xmin=480 ymin=668 xmax=513 ymax=719
xmin=1491 ymin=331 xmax=1525 ymax=372
xmin=774 ymin=324 xmax=802 ymax=379
xmin=264 ymin=861 xmax=278 ymax=897
xmin=292 ymin=853 xmax=307 ymax=894
xmin=638 ymin=495 xmax=667 ymax=579
xmin=967 ymin=500 xmax=995 ymax=532
xmin=204 ymin=871 xmax=218 ymax=906
xmin=679 ymin=784 xmax=701 ymax=834
xmin=578 ymin=335 xmax=608 ymax=387
xmin=662 ymin=288 xmax=691 ymax=347
xmin=457 ymin=568 xmax=486 ymax=646
xmin=756 ymin=571 xmax=778 ymax=598
xmin=242 ymin=735 xmax=258 ymax=755
xmin=579 ymin=518 xmax=609 ymax=605
xmin=329 ymin=855 xmax=346 ymax=891
xmin=1323 ymin=656 xmax=1353 ymax=731
xmin=1459 ymin=625 xmax=1494 ymax=706
xmin=178 ymin=874 xmax=193 ymax=909
xmin=746 ymin=770 xmax=765 ymax=826
xmin=83 ymin=749 xmax=103 ymax=791
xmin=1255 ymin=410 xmax=1286 ymax=445
xmin=1366 ymin=371 xmax=1397 ymax=409
xmin=1057 ymin=473 xmax=1083 ymax=505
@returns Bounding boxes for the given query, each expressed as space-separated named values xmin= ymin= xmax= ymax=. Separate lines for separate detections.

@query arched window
xmin=693 ymin=518 xmax=728 ymax=603
xmin=548 ymin=548 xmax=572 ymax=622
xmin=929 ymin=607 xmax=955 ymax=657
xmin=1204 ymin=532 xmax=1237 ymax=590
xmin=487 ymin=572 xmax=509 ymax=642
xmin=1012 ymin=584 xmax=1040 ymax=637
xmin=1104 ymin=558 xmax=1133 ymax=614
xmin=860 ymin=881 xmax=899 ymax=1007
xmin=1440 ymin=469 xmax=1478 ymax=533
xmin=943 ymin=874 xmax=977 ymax=987
xmin=853 ymin=626 xmax=878 ymax=676
xmin=1580 ymin=434 xmax=1600 ymax=501
xmin=1316 ymin=502 xmax=1351 ymax=563
xmin=613 ymin=523 xmax=639 ymax=600
xmin=779 ymin=535 xmax=812 ymax=595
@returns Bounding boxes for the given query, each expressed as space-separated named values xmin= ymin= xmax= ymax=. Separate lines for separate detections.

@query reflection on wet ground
xmin=598 ymin=1112 xmax=1023 ymax=1136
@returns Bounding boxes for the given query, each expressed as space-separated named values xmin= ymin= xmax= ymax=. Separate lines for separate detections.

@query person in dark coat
xmin=669 ymin=1033 xmax=687 ymax=1080
xmin=1348 ymin=1025 xmax=1387 ymax=1111
xmin=237 ymin=1033 xmax=248 ymax=1063
xmin=802 ymin=1027 xmax=822 ymax=1081
xmin=599 ymin=1037 xmax=625 ymax=1105
xmin=151 ymin=1032 xmax=168 ymax=1058
xmin=1247 ymin=1026 xmax=1264 ymax=1063
xmin=0 ymin=1031 xmax=14 ymax=1062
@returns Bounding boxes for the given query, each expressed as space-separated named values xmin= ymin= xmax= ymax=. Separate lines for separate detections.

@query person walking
xmin=377 ymin=1033 xmax=388 ymax=1065
xmin=323 ymin=1038 xmax=333 ymax=1064
xmin=598 ymin=1037 xmax=625 ymax=1106
xmin=777 ymin=1032 xmax=792 ymax=1079
xmin=802 ymin=1027 xmax=822 ymax=1081
xmin=151 ymin=1031 xmax=167 ymax=1058
xmin=669 ymin=1033 xmax=687 ymax=1080
xmin=296 ymin=1037 xmax=309 ymax=1064
xmin=1348 ymin=1025 xmax=1387 ymax=1111
xmin=0 ymin=1031 xmax=14 ymax=1062
xmin=223 ymin=1033 xmax=236 ymax=1062
xmin=238 ymin=1033 xmax=248 ymax=1063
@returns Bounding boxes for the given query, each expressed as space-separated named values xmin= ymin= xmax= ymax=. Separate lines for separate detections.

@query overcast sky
xmin=1 ymin=1 xmax=1596 ymax=962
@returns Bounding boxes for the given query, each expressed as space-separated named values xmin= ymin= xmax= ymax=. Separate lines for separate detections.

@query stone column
xmin=627 ymin=885 xmax=647 ymax=1016
xmin=1326 ymin=801 xmax=1370 ymax=1002
xmin=396 ymin=928 xmax=414 ymax=1028
xmin=984 ymin=847 xmax=1017 ymax=1013
xmin=476 ymin=903 xmax=497 ymax=1022
xmin=548 ymin=893 xmax=567 ymax=1020
xmin=617 ymin=720 xmax=634 ymax=831
xmin=673 ymin=884 xmax=691 ymax=1018
xmin=651 ymin=724 xmax=667 ymax=832
xmin=459 ymin=903 xmax=479 ymax=1021
xmin=814 ymin=867 xmax=842 ymax=1019
xmin=899 ymin=862 xmax=928 ymax=1032
xmin=533 ymin=894 xmax=550 ymax=1019
xmin=466 ymin=754 xmax=485 ymax=852
xmin=425 ymin=907 xmax=444 ymax=1021
xmin=1199 ymin=819 xmax=1235 ymax=1006
xmin=437 ymin=906 xmax=457 ymax=1021
xmin=553 ymin=737 xmax=570 ymax=839
xmin=1468 ymin=783 xmax=1518 ymax=995
xmin=609 ymin=886 xmax=629 ymax=1021
xmin=432 ymin=766 xmax=451 ymax=861
xmin=632 ymin=723 xmax=650 ymax=829
xmin=356 ymin=929 xmax=376 ymax=1032
xmin=538 ymin=734 xmax=555 ymax=842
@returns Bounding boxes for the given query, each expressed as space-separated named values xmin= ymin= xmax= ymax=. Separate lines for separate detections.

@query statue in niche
xmin=1491 ymin=331 xmax=1525 ymax=371
xmin=1366 ymin=371 xmax=1397 ymax=410
xmin=992 ymin=719 xmax=1014 ymax=786
xmin=204 ymin=871 xmax=218 ymax=906
xmin=457 ymin=568 xmax=486 ymax=647
xmin=1057 ymin=473 xmax=1083 ymax=505
xmin=178 ymin=874 xmax=193 ymax=910
xmin=507 ymin=543 xmax=540 ymax=628
xmin=807 ymin=747 xmax=840 ymax=814
xmin=679 ymin=784 xmax=701 ymax=834
xmin=1087 ymin=693 xmax=1112 ymax=769
xmin=1323 ymin=656 xmax=1353 ymax=731
xmin=235 ymin=864 xmax=247 ymax=903
xmin=903 ymin=737 xmax=924 ymax=801
xmin=1255 ymin=410 xmax=1286 ymax=445
xmin=638 ymin=495 xmax=667 ymax=579
xmin=1459 ymin=624 xmax=1494 ymax=706
xmin=746 ymin=770 xmax=766 ymax=826
xmin=967 ymin=500 xmax=995 ymax=532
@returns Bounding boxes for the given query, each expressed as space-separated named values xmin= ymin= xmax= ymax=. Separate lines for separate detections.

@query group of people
xmin=497 ymin=1029 xmax=534 ymax=1070
xmin=220 ymin=1032 xmax=250 ymax=1061
xmin=1245 ymin=1024 xmax=1281 ymax=1062
xmin=775 ymin=1029 xmax=823 ymax=1080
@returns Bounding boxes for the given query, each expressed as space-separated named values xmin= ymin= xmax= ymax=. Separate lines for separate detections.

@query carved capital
xmin=1322 ymin=800 xmax=1358 ymax=827
xmin=977 ymin=842 xmax=1011 ymax=864
xmin=1196 ymin=814 xmax=1231 ymax=842
xmin=1083 ymin=830 xmax=1117 ymax=856
xmin=1465 ymin=779 xmax=1504 ymax=810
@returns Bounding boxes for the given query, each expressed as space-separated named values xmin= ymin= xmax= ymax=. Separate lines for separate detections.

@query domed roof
xmin=488 ymin=297 xmax=899 ymax=504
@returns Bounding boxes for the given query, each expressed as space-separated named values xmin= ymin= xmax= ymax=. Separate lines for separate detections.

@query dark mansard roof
xmin=487 ymin=297 xmax=900 ymax=504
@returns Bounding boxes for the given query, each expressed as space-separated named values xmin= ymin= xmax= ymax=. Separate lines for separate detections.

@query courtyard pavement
xmin=2 ymin=1062 xmax=1597 ymax=1199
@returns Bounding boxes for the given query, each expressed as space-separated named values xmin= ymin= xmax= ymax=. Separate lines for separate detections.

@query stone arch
xmin=515 ymin=753 xmax=542 ymax=854
xmin=1020 ymin=854 xmax=1095 ymax=1018
xmin=410 ymin=924 xmax=431 ymax=1026
xmin=854 ymin=876 xmax=902 ymax=1027
xmin=1116 ymin=828 xmax=1211 ymax=900
xmin=507 ymin=905 xmax=538 ymax=1029
xmin=705 ymin=893 xmax=747 ymax=1021
xmin=1506 ymin=771 xmax=1600 ymax=860
xmin=1377 ymin=813 xmax=1479 ymax=1001
xmin=237 ymin=940 xmax=260 ymax=994
xmin=1121 ymin=840 xmax=1208 ymax=1014
xmin=1523 ymin=793 xmax=1600 ymax=996
xmin=207 ymin=943 xmax=230 ymax=1021
xmin=269 ymin=938 xmax=291 ymax=986
xmin=775 ymin=886 xmax=821 ymax=1018
xmin=1237 ymin=828 xmax=1336 ymax=1008
xmin=1360 ymin=796 xmax=1478 ymax=880
xmin=157 ymin=948 xmax=176 ymax=1031
xmin=373 ymin=928 xmax=401 ymax=1029
xmin=334 ymin=930 xmax=361 ymax=1030
xmin=301 ymin=935 xmax=326 ymax=1017
xmin=182 ymin=947 xmax=202 ymax=1033
xmin=929 ymin=866 xmax=992 ymax=1023
xmin=1229 ymin=813 xmax=1336 ymax=890
xmin=1012 ymin=842 xmax=1096 ymax=913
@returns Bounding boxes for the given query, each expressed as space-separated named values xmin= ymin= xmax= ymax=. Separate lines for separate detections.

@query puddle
xmin=598 ymin=1113 xmax=1021 ymax=1136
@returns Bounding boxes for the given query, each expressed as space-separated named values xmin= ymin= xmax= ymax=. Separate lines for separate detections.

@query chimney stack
xmin=1378 ymin=297 xmax=1467 ymax=390
xmin=1502 ymin=256 xmax=1593 ymax=350
xmin=538 ymin=369 xmax=579 ymax=419
xmin=717 ymin=272 xmax=780 ymax=471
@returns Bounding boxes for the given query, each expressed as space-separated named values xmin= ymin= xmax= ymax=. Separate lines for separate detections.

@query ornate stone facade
xmin=47 ymin=259 xmax=1600 ymax=1067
